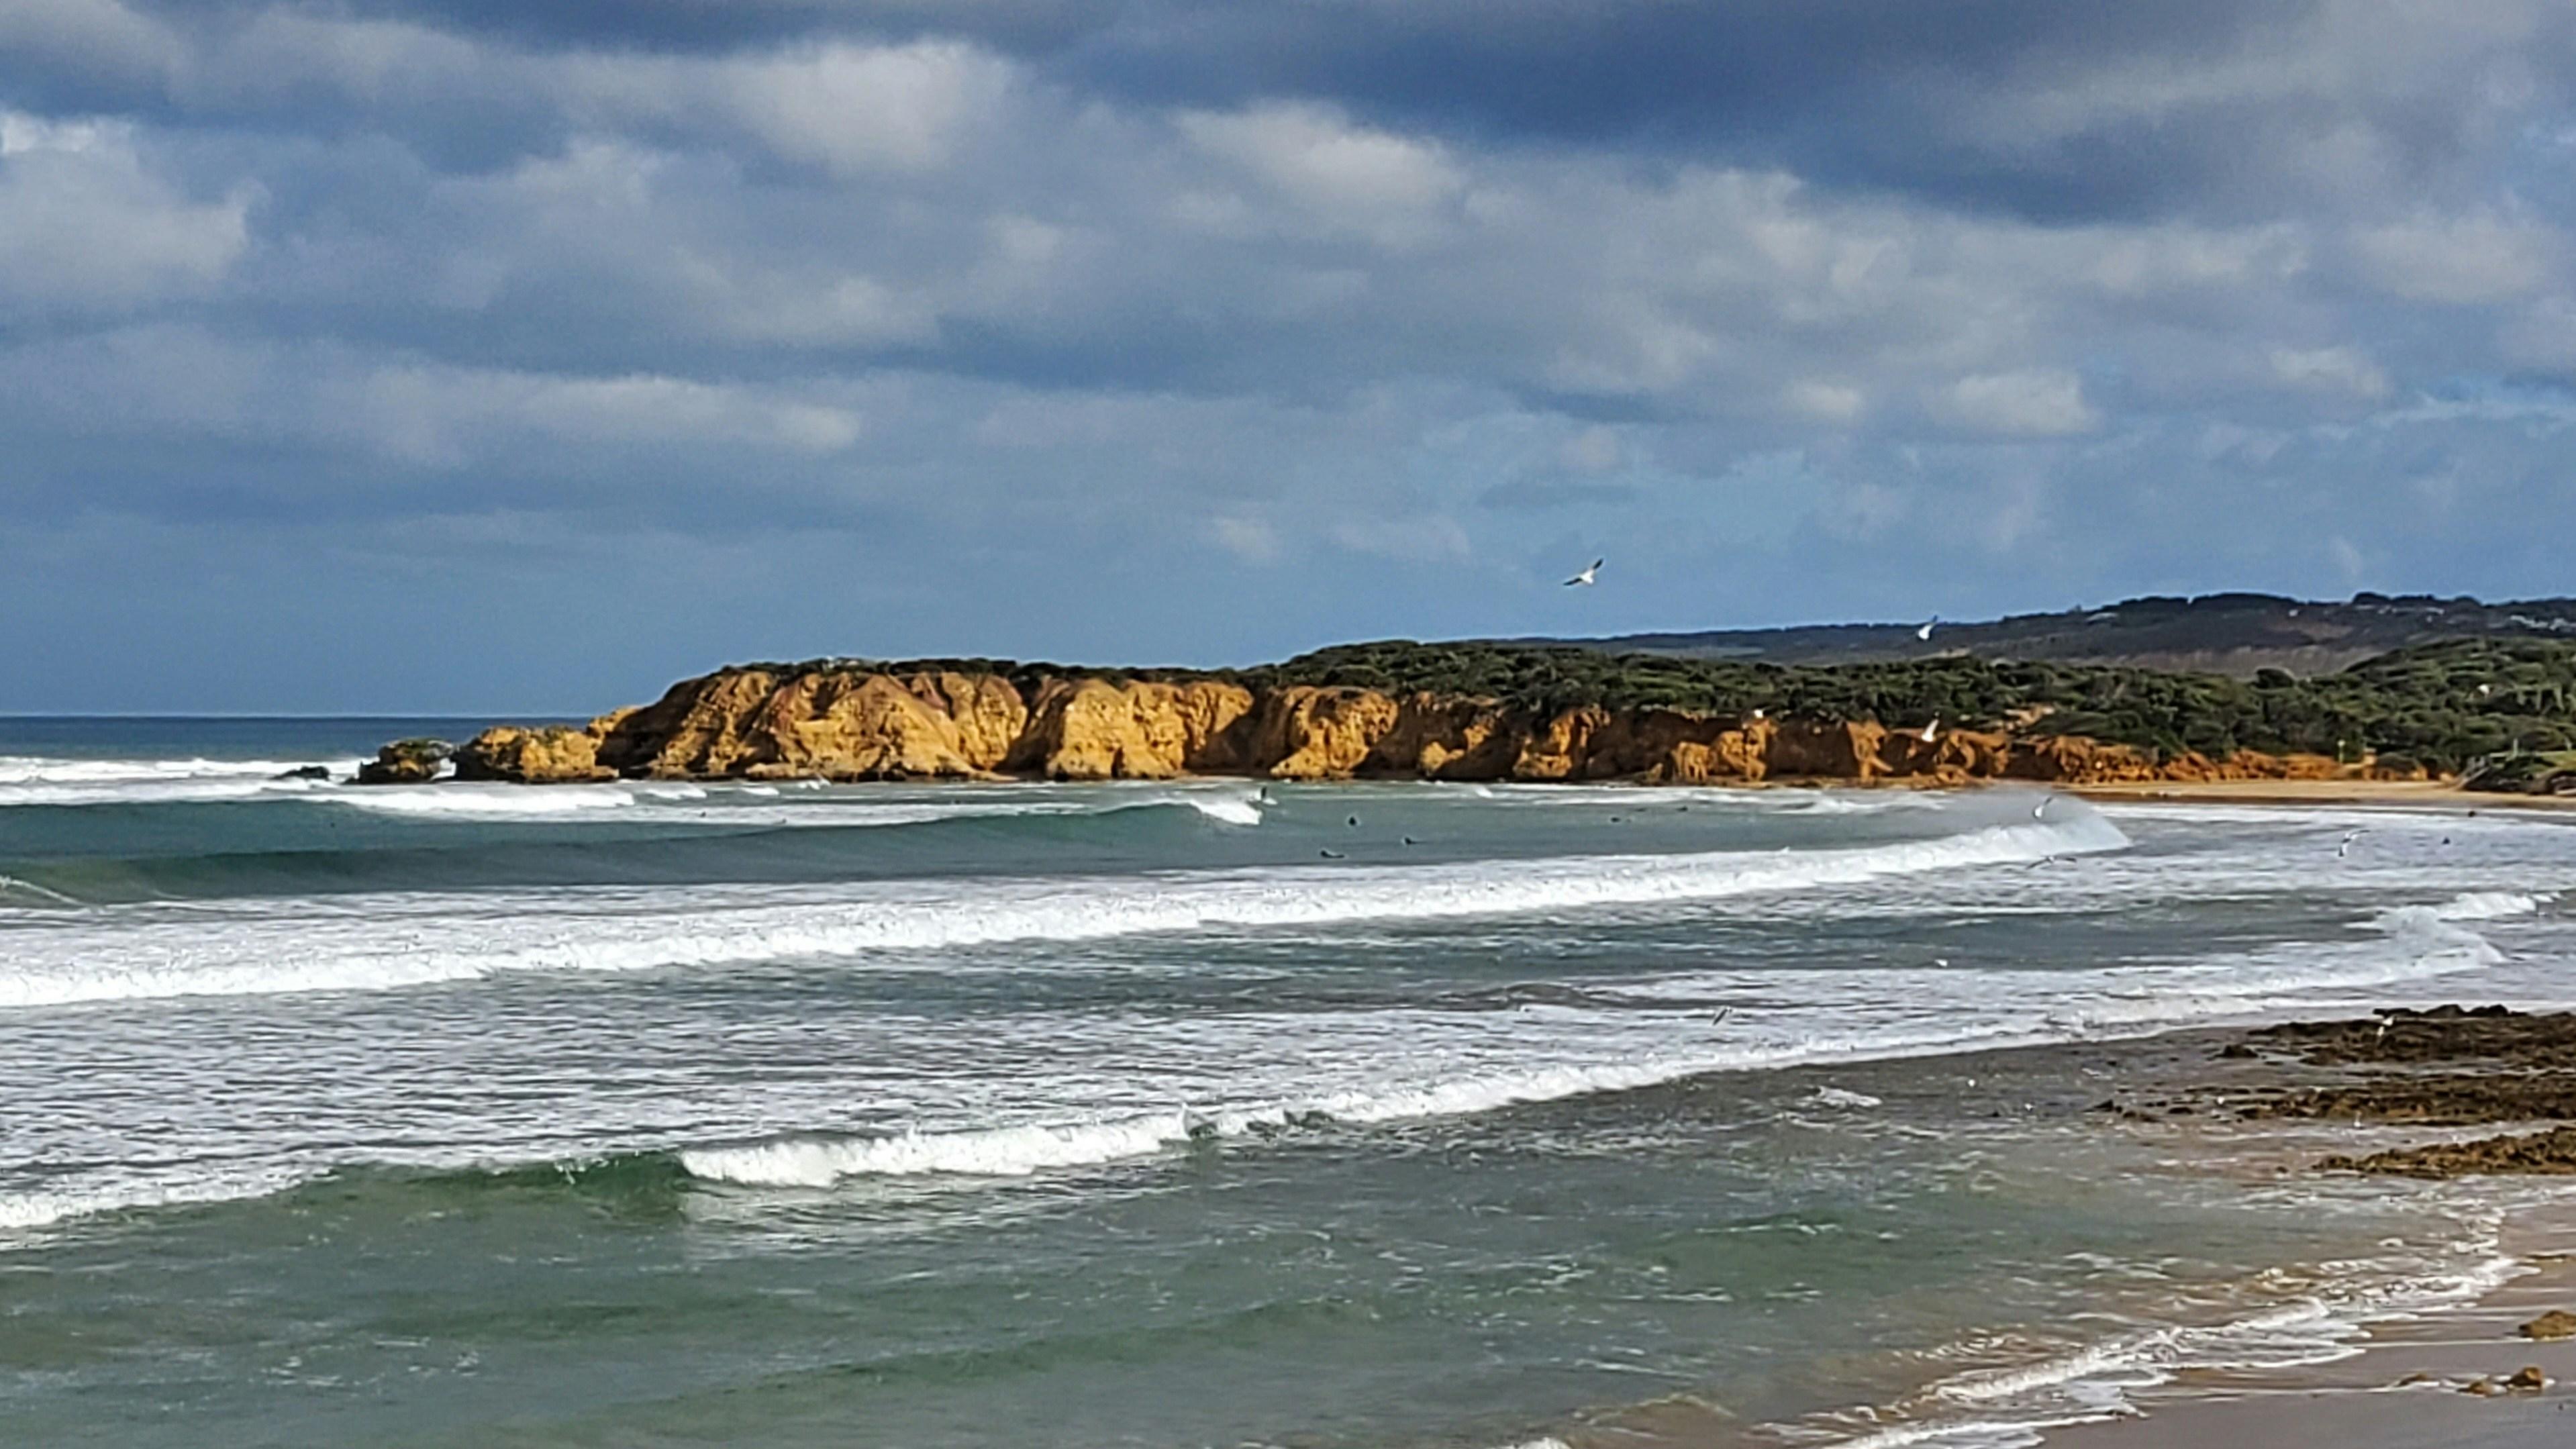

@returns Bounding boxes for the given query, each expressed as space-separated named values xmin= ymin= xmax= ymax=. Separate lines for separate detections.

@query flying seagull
xmin=1564 ymin=558 xmax=1603 ymax=587
xmin=1916 ymin=615 xmax=1940 ymax=642
xmin=1919 ymin=718 xmax=1940 ymax=744
xmin=2337 ymin=828 xmax=2364 ymax=858
xmin=2033 ymin=794 xmax=2054 ymax=819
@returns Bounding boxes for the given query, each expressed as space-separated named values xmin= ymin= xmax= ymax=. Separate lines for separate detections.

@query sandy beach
xmin=2066 ymin=779 xmax=2576 ymax=811
xmin=2035 ymin=1009 xmax=2576 ymax=1448
xmin=2042 ymin=1250 xmax=2576 ymax=1448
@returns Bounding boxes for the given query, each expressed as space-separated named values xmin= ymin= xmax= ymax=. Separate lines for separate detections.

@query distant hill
xmin=1550 ymin=593 xmax=2576 ymax=679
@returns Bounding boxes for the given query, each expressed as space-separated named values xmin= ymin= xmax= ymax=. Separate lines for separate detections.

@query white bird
xmin=1920 ymin=717 xmax=1940 ymax=744
xmin=1916 ymin=616 xmax=1940 ymax=642
xmin=2033 ymin=794 xmax=2054 ymax=819
xmin=2337 ymin=828 xmax=2364 ymax=858
xmin=1564 ymin=558 xmax=1603 ymax=587
xmin=1750 ymin=707 xmax=1767 ymax=720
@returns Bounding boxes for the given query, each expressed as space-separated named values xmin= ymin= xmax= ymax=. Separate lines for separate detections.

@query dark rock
xmin=355 ymin=738 xmax=452 ymax=786
xmin=2519 ymin=1311 xmax=2576 ymax=1341
xmin=2320 ymin=1126 xmax=2576 ymax=1179
xmin=2506 ymin=1365 xmax=2548 ymax=1392
xmin=273 ymin=764 xmax=332 ymax=781
xmin=2236 ymin=1072 xmax=2576 ymax=1125
xmin=2216 ymin=1043 xmax=2257 ymax=1059
xmin=2253 ymin=1007 xmax=2576 ymax=1069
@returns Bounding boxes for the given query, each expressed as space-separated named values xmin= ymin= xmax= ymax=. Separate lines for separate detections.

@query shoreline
xmin=2036 ymin=1238 xmax=2576 ymax=1449
xmin=2063 ymin=777 xmax=2576 ymax=811
xmin=1937 ymin=1009 xmax=2576 ymax=1449
xmin=1497 ymin=1009 xmax=2576 ymax=1449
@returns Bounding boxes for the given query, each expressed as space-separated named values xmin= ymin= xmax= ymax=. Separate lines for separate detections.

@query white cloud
xmin=1936 ymin=370 xmax=2099 ymax=437
xmin=1211 ymin=515 xmax=1283 ymax=563
xmin=2270 ymin=345 xmax=2391 ymax=399
xmin=709 ymin=41 xmax=1012 ymax=176
xmin=1785 ymin=379 xmax=1866 ymax=423
xmin=573 ymin=40 xmax=1013 ymax=177
xmin=0 ymin=112 xmax=249 ymax=313
xmin=1555 ymin=425 xmax=1624 ymax=474
xmin=348 ymin=366 xmax=864 ymax=466
xmin=2350 ymin=211 xmax=2561 ymax=304
xmin=1180 ymin=103 xmax=1463 ymax=244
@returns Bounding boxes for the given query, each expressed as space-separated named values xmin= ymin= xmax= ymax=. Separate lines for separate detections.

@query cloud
xmin=1784 ymin=379 xmax=1866 ymax=423
xmin=1209 ymin=514 xmax=1283 ymax=562
xmin=0 ymin=0 xmax=182 ymax=89
xmin=2270 ymin=344 xmax=2391 ymax=399
xmin=1936 ymin=370 xmax=2099 ymax=437
xmin=1179 ymin=101 xmax=1463 ymax=244
xmin=576 ymin=40 xmax=1015 ymax=177
xmin=0 ymin=110 xmax=248 ymax=312
xmin=2350 ymin=210 xmax=2563 ymax=305
xmin=5 ymin=1 xmax=2576 ymax=706
xmin=1555 ymin=424 xmax=1622 ymax=473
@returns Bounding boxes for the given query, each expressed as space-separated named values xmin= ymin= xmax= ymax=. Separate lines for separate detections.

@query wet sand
xmin=2067 ymin=778 xmax=2576 ymax=811
xmin=2042 ymin=1250 xmax=2576 ymax=1448
xmin=2046 ymin=1008 xmax=2576 ymax=1447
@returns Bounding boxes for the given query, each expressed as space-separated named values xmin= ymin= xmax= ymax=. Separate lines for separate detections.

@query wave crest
xmin=0 ymin=814 xmax=2126 ymax=1007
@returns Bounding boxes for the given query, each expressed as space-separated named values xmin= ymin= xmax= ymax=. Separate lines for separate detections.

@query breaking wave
xmin=0 ymin=814 xmax=2126 ymax=1007
xmin=2411 ymin=891 xmax=2544 ymax=923
xmin=0 ymin=754 xmax=357 ymax=807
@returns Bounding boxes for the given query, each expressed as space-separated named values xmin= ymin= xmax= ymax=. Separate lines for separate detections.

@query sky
xmin=4 ymin=1 xmax=2575 ymax=713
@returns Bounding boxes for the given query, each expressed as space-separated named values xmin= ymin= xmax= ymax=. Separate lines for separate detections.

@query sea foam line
xmin=0 ymin=815 xmax=2127 ymax=1008
xmin=1824 ymin=1234 xmax=2524 ymax=1449
xmin=677 ymin=1017 xmax=2093 ymax=1188
xmin=677 ymin=879 xmax=2521 ymax=1189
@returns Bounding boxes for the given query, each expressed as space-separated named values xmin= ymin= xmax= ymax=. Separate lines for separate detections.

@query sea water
xmin=1 ymin=718 xmax=2573 ymax=1446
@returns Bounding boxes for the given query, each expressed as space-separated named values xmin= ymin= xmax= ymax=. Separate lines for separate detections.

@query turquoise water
xmin=3 ymin=720 xmax=2575 ymax=1446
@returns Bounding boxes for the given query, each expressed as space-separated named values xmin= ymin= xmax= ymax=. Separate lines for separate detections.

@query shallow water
xmin=2 ymin=719 xmax=2573 ymax=1446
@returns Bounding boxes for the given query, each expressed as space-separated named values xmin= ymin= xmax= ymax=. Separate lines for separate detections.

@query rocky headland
xmin=360 ymin=634 xmax=2576 ymax=789
xmin=409 ymin=667 xmax=2362 ymax=788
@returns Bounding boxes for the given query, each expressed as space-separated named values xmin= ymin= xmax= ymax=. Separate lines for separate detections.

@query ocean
xmin=3 ymin=717 xmax=2574 ymax=1447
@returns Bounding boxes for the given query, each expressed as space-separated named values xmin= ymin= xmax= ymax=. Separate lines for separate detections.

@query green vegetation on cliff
xmin=1244 ymin=637 xmax=2576 ymax=771
xmin=757 ymin=637 xmax=2576 ymax=775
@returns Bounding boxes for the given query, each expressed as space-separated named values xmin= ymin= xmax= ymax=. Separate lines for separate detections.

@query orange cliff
xmin=438 ymin=665 xmax=2374 ymax=789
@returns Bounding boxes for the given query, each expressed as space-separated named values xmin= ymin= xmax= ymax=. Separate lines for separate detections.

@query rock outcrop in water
xmin=427 ymin=665 xmax=2365 ymax=787
xmin=356 ymin=738 xmax=452 ymax=785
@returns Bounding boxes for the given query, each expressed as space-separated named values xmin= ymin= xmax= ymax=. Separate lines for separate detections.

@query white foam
xmin=0 ymin=815 xmax=2129 ymax=1008
xmin=1810 ymin=1085 xmax=1885 ymax=1109
xmin=2414 ymin=891 xmax=2542 ymax=922
xmin=0 ymin=874 xmax=81 ymax=906
xmin=313 ymin=781 xmax=1266 ymax=828
xmin=683 ymin=1113 xmax=1207 ymax=1185
xmin=318 ymin=783 xmax=666 ymax=817
xmin=0 ymin=1168 xmax=303 ymax=1233
xmin=680 ymin=1021 xmax=2074 ymax=1187
xmin=1830 ymin=1237 xmax=2525 ymax=1448
xmin=1180 ymin=792 xmax=1263 ymax=826
xmin=0 ymin=754 xmax=354 ymax=786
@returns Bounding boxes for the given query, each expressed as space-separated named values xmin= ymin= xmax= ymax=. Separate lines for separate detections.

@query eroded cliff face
xmin=438 ymin=665 xmax=2375 ymax=789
